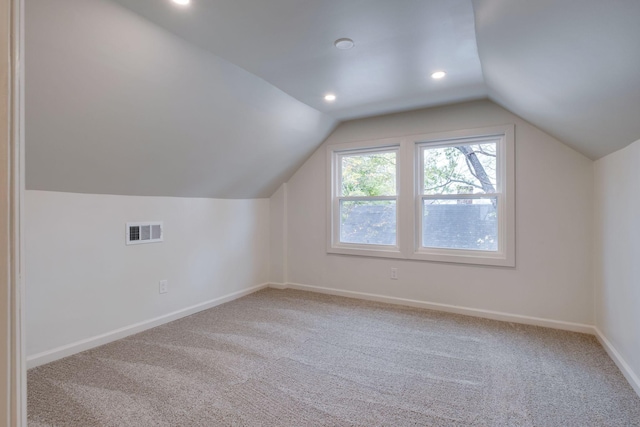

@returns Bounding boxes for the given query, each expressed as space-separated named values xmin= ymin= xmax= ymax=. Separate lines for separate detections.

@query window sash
xmin=418 ymin=195 xmax=500 ymax=252
xmin=338 ymin=148 xmax=399 ymax=198
xmin=418 ymin=139 xmax=501 ymax=196
xmin=338 ymin=197 xmax=398 ymax=247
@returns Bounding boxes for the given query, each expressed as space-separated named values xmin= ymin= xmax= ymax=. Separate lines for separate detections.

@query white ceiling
xmin=26 ymin=0 xmax=640 ymax=198
xmin=110 ymin=0 xmax=488 ymax=121
xmin=473 ymin=0 xmax=640 ymax=159
xmin=105 ymin=0 xmax=640 ymax=158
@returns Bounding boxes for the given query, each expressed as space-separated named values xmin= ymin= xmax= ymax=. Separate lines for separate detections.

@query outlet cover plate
xmin=159 ymin=280 xmax=168 ymax=294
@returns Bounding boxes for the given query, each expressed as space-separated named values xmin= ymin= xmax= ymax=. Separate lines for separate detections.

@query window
xmin=328 ymin=139 xmax=403 ymax=257
xmin=339 ymin=148 xmax=398 ymax=246
xmin=327 ymin=126 xmax=515 ymax=266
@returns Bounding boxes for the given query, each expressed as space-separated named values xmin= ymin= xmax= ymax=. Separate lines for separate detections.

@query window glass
xmin=423 ymin=142 xmax=496 ymax=195
xmin=340 ymin=200 xmax=397 ymax=245
xmin=422 ymin=198 xmax=497 ymax=251
xmin=341 ymin=151 xmax=397 ymax=197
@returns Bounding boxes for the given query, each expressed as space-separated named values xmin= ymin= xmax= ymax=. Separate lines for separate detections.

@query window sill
xmin=327 ymin=245 xmax=515 ymax=267
xmin=327 ymin=245 xmax=405 ymax=259
xmin=411 ymin=248 xmax=515 ymax=267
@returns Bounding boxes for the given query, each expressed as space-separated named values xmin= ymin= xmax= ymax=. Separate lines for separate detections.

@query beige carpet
xmin=28 ymin=288 xmax=640 ymax=426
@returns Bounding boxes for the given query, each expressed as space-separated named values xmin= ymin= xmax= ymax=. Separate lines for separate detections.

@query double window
xmin=328 ymin=126 xmax=515 ymax=266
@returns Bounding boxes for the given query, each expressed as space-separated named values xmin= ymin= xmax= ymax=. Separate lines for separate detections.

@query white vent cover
xmin=126 ymin=222 xmax=163 ymax=245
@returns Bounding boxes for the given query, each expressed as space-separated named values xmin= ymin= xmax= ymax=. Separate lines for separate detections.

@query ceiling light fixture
xmin=431 ymin=71 xmax=447 ymax=79
xmin=324 ymin=94 xmax=337 ymax=102
xmin=334 ymin=38 xmax=355 ymax=50
xmin=172 ymin=0 xmax=190 ymax=5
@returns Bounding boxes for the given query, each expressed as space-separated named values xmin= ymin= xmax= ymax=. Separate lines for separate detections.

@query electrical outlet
xmin=159 ymin=279 xmax=168 ymax=294
xmin=390 ymin=268 xmax=398 ymax=280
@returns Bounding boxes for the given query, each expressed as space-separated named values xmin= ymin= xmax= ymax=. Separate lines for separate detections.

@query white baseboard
xmin=27 ymin=281 xmax=640 ymax=400
xmin=594 ymin=327 xmax=640 ymax=398
xmin=27 ymin=283 xmax=270 ymax=369
xmin=269 ymin=282 xmax=595 ymax=335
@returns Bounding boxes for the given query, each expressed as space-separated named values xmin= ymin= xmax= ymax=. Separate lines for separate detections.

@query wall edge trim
xmin=26 ymin=283 xmax=270 ymax=369
xmin=594 ymin=327 xmax=640 ymax=398
xmin=269 ymin=282 xmax=595 ymax=334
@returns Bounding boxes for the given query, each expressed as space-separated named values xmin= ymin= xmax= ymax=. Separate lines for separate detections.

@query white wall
xmin=594 ymin=139 xmax=640 ymax=391
xmin=26 ymin=191 xmax=269 ymax=360
xmin=277 ymin=100 xmax=594 ymax=325
xmin=269 ymin=184 xmax=286 ymax=284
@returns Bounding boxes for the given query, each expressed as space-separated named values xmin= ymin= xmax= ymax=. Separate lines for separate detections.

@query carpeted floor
xmin=28 ymin=289 xmax=640 ymax=426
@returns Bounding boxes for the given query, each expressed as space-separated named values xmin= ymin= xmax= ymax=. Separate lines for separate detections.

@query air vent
xmin=126 ymin=222 xmax=163 ymax=245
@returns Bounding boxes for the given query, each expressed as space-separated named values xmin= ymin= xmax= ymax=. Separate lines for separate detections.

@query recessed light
xmin=431 ymin=71 xmax=447 ymax=79
xmin=172 ymin=0 xmax=190 ymax=5
xmin=334 ymin=38 xmax=355 ymax=50
xmin=324 ymin=94 xmax=337 ymax=102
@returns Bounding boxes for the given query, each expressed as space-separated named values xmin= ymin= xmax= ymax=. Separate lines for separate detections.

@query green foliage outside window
xmin=423 ymin=143 xmax=496 ymax=196
xmin=341 ymin=151 xmax=397 ymax=197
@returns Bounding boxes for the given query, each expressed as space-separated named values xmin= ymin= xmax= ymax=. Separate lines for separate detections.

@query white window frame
xmin=411 ymin=126 xmax=515 ymax=266
xmin=327 ymin=125 xmax=515 ymax=267
xmin=327 ymin=137 xmax=405 ymax=258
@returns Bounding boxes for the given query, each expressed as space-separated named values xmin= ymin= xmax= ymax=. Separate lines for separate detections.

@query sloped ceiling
xmin=108 ymin=0 xmax=487 ymax=121
xmin=26 ymin=0 xmax=337 ymax=198
xmin=473 ymin=0 xmax=640 ymax=159
xmin=26 ymin=0 xmax=640 ymax=198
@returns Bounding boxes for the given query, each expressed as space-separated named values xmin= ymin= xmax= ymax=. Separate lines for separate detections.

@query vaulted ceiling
xmin=474 ymin=0 xmax=640 ymax=160
xmin=26 ymin=0 xmax=640 ymax=198
xmin=109 ymin=0 xmax=487 ymax=121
